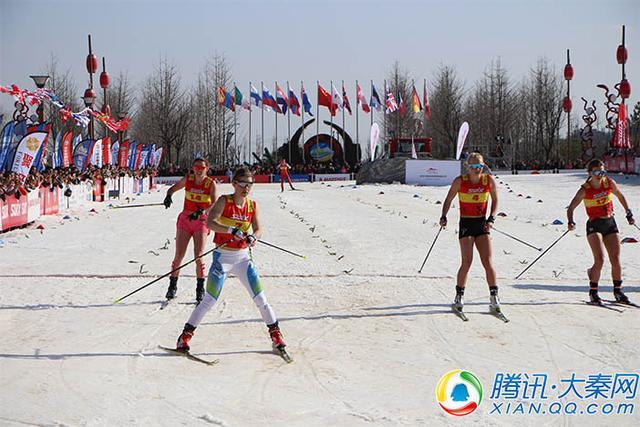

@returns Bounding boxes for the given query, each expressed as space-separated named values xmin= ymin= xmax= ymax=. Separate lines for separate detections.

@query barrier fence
xmin=1 ymin=176 xmax=156 ymax=232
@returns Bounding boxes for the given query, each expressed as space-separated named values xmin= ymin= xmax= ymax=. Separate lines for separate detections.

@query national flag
xmin=397 ymin=91 xmax=407 ymax=116
xmin=276 ymin=84 xmax=289 ymax=115
xmin=411 ymin=86 xmax=422 ymax=113
xmin=224 ymin=91 xmax=235 ymax=111
xmin=250 ymin=84 xmax=262 ymax=109
xmin=318 ymin=84 xmax=337 ymax=116
xmin=357 ymin=82 xmax=370 ymax=113
xmin=262 ymin=87 xmax=281 ymax=113
xmin=370 ymin=82 xmax=382 ymax=112
xmin=234 ymin=86 xmax=243 ymax=106
xmin=423 ymin=84 xmax=431 ymax=119
xmin=289 ymin=88 xmax=301 ymax=116
xmin=301 ymin=83 xmax=313 ymax=116
xmin=342 ymin=84 xmax=352 ymax=115
xmin=384 ymin=83 xmax=398 ymax=114
xmin=331 ymin=82 xmax=343 ymax=111
xmin=218 ymin=87 xmax=226 ymax=106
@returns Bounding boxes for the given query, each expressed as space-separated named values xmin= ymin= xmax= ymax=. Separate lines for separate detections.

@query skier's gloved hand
xmin=163 ymin=193 xmax=172 ymax=209
xmin=245 ymin=235 xmax=257 ymax=247
xmin=439 ymin=216 xmax=447 ymax=227
xmin=229 ymin=227 xmax=245 ymax=241
xmin=188 ymin=208 xmax=204 ymax=221
xmin=626 ymin=210 xmax=635 ymax=225
xmin=567 ymin=220 xmax=576 ymax=231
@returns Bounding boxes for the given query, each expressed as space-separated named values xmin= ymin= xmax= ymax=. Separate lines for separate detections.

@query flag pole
xmin=261 ymin=81 xmax=265 ymax=162
xmin=330 ymin=80 xmax=334 ymax=165
xmin=301 ymin=81 xmax=305 ymax=165
xmin=274 ymin=81 xmax=278 ymax=163
xmin=287 ymin=80 xmax=291 ymax=164
xmin=423 ymin=78 xmax=427 ymax=139
xmin=316 ymin=81 xmax=320 ymax=162
xmin=233 ymin=82 xmax=237 ymax=165
xmin=248 ymin=81 xmax=252 ymax=164
xmin=342 ymin=80 xmax=346 ymax=165
xmin=356 ymin=80 xmax=359 ymax=163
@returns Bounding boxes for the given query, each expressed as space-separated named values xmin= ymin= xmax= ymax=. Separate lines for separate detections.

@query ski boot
xmin=489 ymin=286 xmax=501 ymax=312
xmin=453 ymin=294 xmax=464 ymax=311
xmin=614 ymin=288 xmax=630 ymax=304
xmin=165 ymin=276 xmax=178 ymax=300
xmin=176 ymin=323 xmax=196 ymax=352
xmin=268 ymin=322 xmax=286 ymax=350
xmin=196 ymin=278 xmax=205 ymax=304
xmin=589 ymin=289 xmax=602 ymax=304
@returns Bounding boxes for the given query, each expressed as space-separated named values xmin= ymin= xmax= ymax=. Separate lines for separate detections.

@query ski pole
xmin=493 ymin=227 xmax=542 ymax=251
xmin=113 ymin=242 xmax=227 ymax=304
xmin=111 ymin=203 xmax=165 ymax=209
xmin=634 ymin=223 xmax=640 ymax=232
xmin=515 ymin=230 xmax=570 ymax=280
xmin=257 ymin=239 xmax=306 ymax=259
xmin=418 ymin=226 xmax=443 ymax=273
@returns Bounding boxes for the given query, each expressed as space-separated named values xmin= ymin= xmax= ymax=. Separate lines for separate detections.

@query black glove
xmin=626 ymin=210 xmax=634 ymax=221
xmin=245 ymin=235 xmax=257 ymax=247
xmin=64 ymin=188 xmax=72 ymax=197
xmin=486 ymin=215 xmax=495 ymax=223
xmin=163 ymin=194 xmax=172 ymax=209
xmin=188 ymin=208 xmax=204 ymax=221
xmin=229 ymin=227 xmax=245 ymax=241
xmin=439 ymin=216 xmax=447 ymax=227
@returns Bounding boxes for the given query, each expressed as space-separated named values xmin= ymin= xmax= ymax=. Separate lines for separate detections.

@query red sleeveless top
xmin=213 ymin=196 xmax=256 ymax=250
xmin=582 ymin=177 xmax=613 ymax=220
xmin=183 ymin=175 xmax=214 ymax=212
xmin=458 ymin=174 xmax=490 ymax=217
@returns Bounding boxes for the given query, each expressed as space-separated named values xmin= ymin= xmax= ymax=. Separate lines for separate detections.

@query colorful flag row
xmin=217 ymin=81 xmax=432 ymax=119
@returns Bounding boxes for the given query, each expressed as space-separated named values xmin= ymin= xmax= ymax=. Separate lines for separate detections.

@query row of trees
xmin=385 ymin=58 xmax=640 ymax=166
xmin=9 ymin=54 xmax=637 ymax=168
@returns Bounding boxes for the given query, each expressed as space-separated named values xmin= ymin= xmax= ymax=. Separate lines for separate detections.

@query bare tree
xmin=191 ymin=53 xmax=234 ymax=166
xmin=518 ymin=58 xmax=565 ymax=164
xmin=133 ymin=57 xmax=192 ymax=167
xmin=95 ymin=72 xmax=136 ymax=140
xmin=465 ymin=59 xmax=518 ymax=165
xmin=430 ymin=65 xmax=465 ymax=157
xmin=384 ymin=61 xmax=415 ymax=141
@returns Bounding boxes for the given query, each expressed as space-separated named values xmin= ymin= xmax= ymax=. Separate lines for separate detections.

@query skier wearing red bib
xmin=163 ymin=158 xmax=218 ymax=303
xmin=175 ymin=167 xmax=287 ymax=354
xmin=567 ymin=159 xmax=635 ymax=305
xmin=278 ymin=159 xmax=295 ymax=192
xmin=439 ymin=152 xmax=500 ymax=315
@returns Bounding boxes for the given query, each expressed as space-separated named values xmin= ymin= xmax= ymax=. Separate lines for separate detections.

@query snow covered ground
xmin=1 ymin=172 xmax=639 ymax=426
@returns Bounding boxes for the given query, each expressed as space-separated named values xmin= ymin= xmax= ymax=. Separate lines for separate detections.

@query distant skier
xmin=278 ymin=159 xmax=295 ymax=192
xmin=439 ymin=152 xmax=501 ymax=315
xmin=566 ymin=159 xmax=635 ymax=305
xmin=174 ymin=167 xmax=287 ymax=354
xmin=163 ymin=158 xmax=218 ymax=303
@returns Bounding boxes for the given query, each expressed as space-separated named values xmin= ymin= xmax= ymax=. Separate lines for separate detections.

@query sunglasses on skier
xmin=468 ymin=164 xmax=484 ymax=170
xmin=193 ymin=165 xmax=207 ymax=171
xmin=234 ymin=180 xmax=254 ymax=188
xmin=592 ymin=170 xmax=607 ymax=177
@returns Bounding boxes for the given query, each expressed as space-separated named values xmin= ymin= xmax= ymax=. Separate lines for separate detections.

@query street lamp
xmin=29 ymin=74 xmax=50 ymax=123
xmin=83 ymin=88 xmax=96 ymax=139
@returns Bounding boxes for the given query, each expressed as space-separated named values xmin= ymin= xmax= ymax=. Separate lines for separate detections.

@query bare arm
xmin=206 ymin=181 xmax=219 ymax=216
xmin=566 ymin=186 xmax=586 ymax=230
xmin=251 ymin=203 xmax=262 ymax=240
xmin=167 ymin=177 xmax=186 ymax=197
xmin=440 ymin=177 xmax=461 ymax=227
xmin=488 ymin=176 xmax=498 ymax=218
xmin=610 ymin=179 xmax=635 ymax=224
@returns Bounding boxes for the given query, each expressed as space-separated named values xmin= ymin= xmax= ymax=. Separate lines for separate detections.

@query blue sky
xmin=0 ymin=0 xmax=638 ymax=145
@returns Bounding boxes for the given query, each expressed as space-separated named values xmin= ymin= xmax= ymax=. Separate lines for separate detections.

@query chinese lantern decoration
xmin=563 ymin=97 xmax=572 ymax=113
xmin=563 ymin=63 xmax=574 ymax=81
xmin=619 ymin=79 xmax=631 ymax=99
xmin=616 ymin=44 xmax=628 ymax=64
